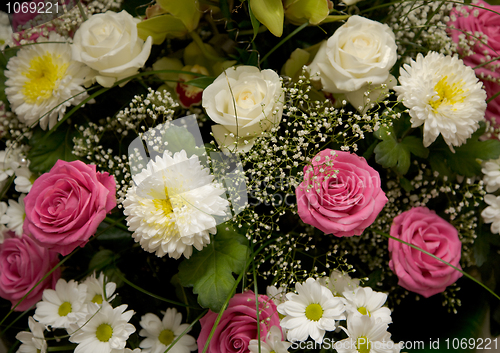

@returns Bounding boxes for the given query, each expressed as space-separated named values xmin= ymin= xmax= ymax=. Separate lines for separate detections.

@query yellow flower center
xmin=357 ymin=336 xmax=371 ymax=353
xmin=95 ymin=323 xmax=113 ymax=342
xmin=92 ymin=294 xmax=103 ymax=304
xmin=357 ymin=306 xmax=370 ymax=316
xmin=22 ymin=52 xmax=69 ymax=104
xmin=153 ymin=187 xmax=173 ymax=217
xmin=305 ymin=303 xmax=323 ymax=321
xmin=430 ymin=76 xmax=465 ymax=110
xmin=158 ymin=329 xmax=175 ymax=346
xmin=58 ymin=302 xmax=72 ymax=317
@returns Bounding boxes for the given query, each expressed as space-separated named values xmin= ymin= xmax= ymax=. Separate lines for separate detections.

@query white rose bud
xmin=72 ymin=10 xmax=153 ymax=88
xmin=202 ymin=66 xmax=284 ymax=153
xmin=308 ymin=15 xmax=397 ymax=110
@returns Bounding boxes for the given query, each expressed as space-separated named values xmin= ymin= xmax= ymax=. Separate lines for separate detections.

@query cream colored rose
xmin=308 ymin=15 xmax=397 ymax=94
xmin=202 ymin=66 xmax=284 ymax=153
xmin=72 ymin=11 xmax=153 ymax=88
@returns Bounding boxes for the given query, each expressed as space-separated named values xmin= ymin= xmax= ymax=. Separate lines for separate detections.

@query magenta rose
xmin=0 ymin=234 xmax=60 ymax=311
xmin=197 ymin=291 xmax=281 ymax=353
xmin=23 ymin=160 xmax=116 ymax=256
xmin=295 ymin=149 xmax=387 ymax=237
xmin=448 ymin=1 xmax=500 ymax=126
xmin=388 ymin=207 xmax=463 ymax=298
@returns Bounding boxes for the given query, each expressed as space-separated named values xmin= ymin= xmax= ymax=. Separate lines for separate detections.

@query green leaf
xmin=401 ymin=136 xmax=429 ymax=159
xmin=447 ymin=139 xmax=500 ymax=177
xmin=96 ymin=222 xmax=131 ymax=242
xmin=185 ymin=76 xmax=215 ymax=89
xmin=248 ymin=3 xmax=260 ymax=41
xmin=28 ymin=126 xmax=78 ymax=174
xmin=474 ymin=233 xmax=490 ymax=267
xmin=374 ymin=127 xmax=410 ymax=174
xmin=177 ymin=225 xmax=249 ymax=312
xmin=161 ymin=125 xmax=201 ymax=157
xmin=88 ymin=249 xmax=116 ymax=272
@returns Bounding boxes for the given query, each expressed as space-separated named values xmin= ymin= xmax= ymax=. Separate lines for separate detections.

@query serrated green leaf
xmin=429 ymin=152 xmax=452 ymax=177
xmin=161 ymin=125 xmax=201 ymax=157
xmin=28 ymin=127 xmax=78 ymax=174
xmin=447 ymin=138 xmax=500 ymax=177
xmin=374 ymin=134 xmax=411 ymax=175
xmin=177 ymin=225 xmax=249 ymax=312
xmin=399 ymin=176 xmax=414 ymax=193
xmin=401 ymin=136 xmax=429 ymax=158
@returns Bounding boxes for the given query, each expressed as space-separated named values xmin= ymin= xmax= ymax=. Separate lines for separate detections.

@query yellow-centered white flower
xmin=394 ymin=52 xmax=487 ymax=149
xmin=15 ymin=317 xmax=47 ymax=353
xmin=277 ymin=278 xmax=345 ymax=344
xmin=5 ymin=33 xmax=92 ymax=130
xmin=123 ymin=150 xmax=229 ymax=259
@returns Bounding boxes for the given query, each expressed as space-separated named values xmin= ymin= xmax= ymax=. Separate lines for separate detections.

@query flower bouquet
xmin=0 ymin=0 xmax=500 ymax=352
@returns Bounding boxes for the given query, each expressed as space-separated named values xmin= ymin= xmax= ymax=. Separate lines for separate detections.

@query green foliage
xmin=28 ymin=126 xmax=78 ymax=174
xmin=177 ymin=225 xmax=249 ymax=312
xmin=0 ymin=48 xmax=19 ymax=107
xmin=374 ymin=125 xmax=428 ymax=175
xmin=428 ymin=123 xmax=500 ymax=177
xmin=185 ymin=76 xmax=215 ymax=89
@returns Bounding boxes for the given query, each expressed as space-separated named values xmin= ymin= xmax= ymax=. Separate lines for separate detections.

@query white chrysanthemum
xmin=335 ymin=316 xmax=401 ymax=353
xmin=342 ymin=287 xmax=392 ymax=325
xmin=278 ymin=278 xmax=346 ymax=344
xmin=15 ymin=166 xmax=34 ymax=193
xmin=249 ymin=325 xmax=291 ymax=353
xmin=482 ymin=158 xmax=500 ymax=193
xmin=69 ymin=302 xmax=135 ymax=353
xmin=34 ymin=279 xmax=88 ymax=329
xmin=482 ymin=194 xmax=500 ymax=234
xmin=5 ymin=33 xmax=93 ymax=130
xmin=15 ymin=317 xmax=47 ymax=353
xmin=394 ymin=52 xmax=486 ymax=149
xmin=123 ymin=150 xmax=229 ymax=259
xmin=320 ymin=270 xmax=360 ymax=297
xmin=83 ymin=272 xmax=117 ymax=305
xmin=139 ymin=308 xmax=196 ymax=353
xmin=1 ymin=194 xmax=26 ymax=236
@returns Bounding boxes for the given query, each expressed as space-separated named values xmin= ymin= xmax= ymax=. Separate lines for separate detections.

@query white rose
xmin=308 ymin=15 xmax=397 ymax=95
xmin=202 ymin=66 xmax=284 ymax=153
xmin=72 ymin=10 xmax=153 ymax=88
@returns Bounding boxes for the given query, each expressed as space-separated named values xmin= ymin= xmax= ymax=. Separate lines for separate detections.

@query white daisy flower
xmin=138 ymin=308 xmax=196 ymax=353
xmin=83 ymin=272 xmax=117 ymax=305
xmin=15 ymin=166 xmax=34 ymax=193
xmin=123 ymin=149 xmax=229 ymax=259
xmin=482 ymin=158 xmax=500 ymax=193
xmin=4 ymin=33 xmax=93 ymax=130
xmin=277 ymin=278 xmax=346 ymax=344
xmin=335 ymin=316 xmax=401 ymax=353
xmin=320 ymin=270 xmax=360 ymax=297
xmin=249 ymin=325 xmax=291 ymax=353
xmin=394 ymin=52 xmax=486 ymax=149
xmin=482 ymin=194 xmax=500 ymax=234
xmin=15 ymin=317 xmax=47 ymax=353
xmin=34 ymin=279 xmax=88 ymax=329
xmin=69 ymin=302 xmax=136 ymax=353
xmin=342 ymin=287 xmax=392 ymax=325
xmin=1 ymin=194 xmax=26 ymax=236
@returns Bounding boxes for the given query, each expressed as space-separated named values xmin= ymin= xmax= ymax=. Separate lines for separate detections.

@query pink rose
xmin=295 ymin=149 xmax=387 ymax=237
xmin=23 ymin=160 xmax=116 ymax=256
xmin=197 ymin=291 xmax=281 ymax=353
xmin=0 ymin=234 xmax=60 ymax=311
xmin=388 ymin=207 xmax=463 ymax=298
xmin=448 ymin=1 xmax=500 ymax=126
